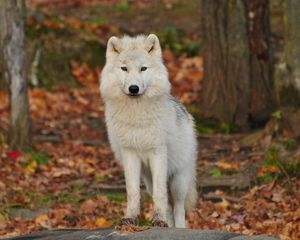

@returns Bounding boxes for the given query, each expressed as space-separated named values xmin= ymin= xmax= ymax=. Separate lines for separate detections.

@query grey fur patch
xmin=170 ymin=96 xmax=188 ymax=121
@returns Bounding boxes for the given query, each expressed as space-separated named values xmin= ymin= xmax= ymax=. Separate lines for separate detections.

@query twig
xmin=91 ymin=183 xmax=126 ymax=192
xmin=203 ymin=193 xmax=243 ymax=204
xmin=276 ymin=160 xmax=292 ymax=185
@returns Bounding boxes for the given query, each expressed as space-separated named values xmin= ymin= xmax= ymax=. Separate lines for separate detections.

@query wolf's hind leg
xmin=166 ymin=203 xmax=175 ymax=227
xmin=170 ymin=172 xmax=190 ymax=228
xmin=142 ymin=167 xmax=153 ymax=195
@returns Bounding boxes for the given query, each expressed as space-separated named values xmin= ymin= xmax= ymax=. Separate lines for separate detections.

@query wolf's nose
xmin=129 ymin=85 xmax=139 ymax=95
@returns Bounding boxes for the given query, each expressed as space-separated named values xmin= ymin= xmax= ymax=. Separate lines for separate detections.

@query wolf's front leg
xmin=119 ymin=148 xmax=141 ymax=226
xmin=149 ymin=146 xmax=168 ymax=227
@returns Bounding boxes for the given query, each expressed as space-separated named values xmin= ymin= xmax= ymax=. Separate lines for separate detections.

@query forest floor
xmin=0 ymin=1 xmax=299 ymax=240
xmin=0 ymin=57 xmax=299 ymax=239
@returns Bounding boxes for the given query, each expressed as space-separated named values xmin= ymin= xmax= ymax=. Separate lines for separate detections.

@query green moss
xmin=158 ymin=27 xmax=201 ymax=57
xmin=25 ymin=12 xmax=107 ymax=89
xmin=27 ymin=32 xmax=106 ymax=89
xmin=105 ymin=193 xmax=126 ymax=202
xmin=37 ymin=47 xmax=76 ymax=89
xmin=278 ymin=137 xmax=298 ymax=151
xmin=29 ymin=151 xmax=49 ymax=165
xmin=188 ymin=106 xmax=238 ymax=134
xmin=283 ymin=160 xmax=300 ymax=178
xmin=139 ymin=218 xmax=151 ymax=226
xmin=259 ymin=145 xmax=300 ymax=183
xmin=211 ymin=169 xmax=222 ymax=178
xmin=22 ymin=151 xmax=49 ymax=170
xmin=171 ymin=1 xmax=199 ymax=14
xmin=113 ymin=1 xmax=130 ymax=12
xmin=88 ymin=16 xmax=107 ymax=25
xmin=280 ymin=85 xmax=300 ymax=107
xmin=78 ymin=40 xmax=106 ymax=67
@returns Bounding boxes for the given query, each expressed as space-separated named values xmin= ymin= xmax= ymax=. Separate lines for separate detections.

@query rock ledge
xmin=4 ymin=228 xmax=279 ymax=240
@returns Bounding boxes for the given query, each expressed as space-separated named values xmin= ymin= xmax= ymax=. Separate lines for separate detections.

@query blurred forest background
xmin=0 ymin=0 xmax=299 ymax=239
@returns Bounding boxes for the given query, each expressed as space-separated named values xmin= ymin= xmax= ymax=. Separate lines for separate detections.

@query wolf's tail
xmin=184 ymin=178 xmax=198 ymax=211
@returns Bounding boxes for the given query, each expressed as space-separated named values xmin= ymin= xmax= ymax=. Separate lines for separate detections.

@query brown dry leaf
xmin=51 ymin=208 xmax=71 ymax=221
xmin=35 ymin=214 xmax=51 ymax=229
xmin=271 ymin=192 xmax=283 ymax=203
xmin=211 ymin=211 xmax=219 ymax=218
xmin=66 ymin=17 xmax=82 ymax=30
xmin=80 ymin=199 xmax=98 ymax=214
xmin=117 ymin=224 xmax=150 ymax=233
xmin=163 ymin=49 xmax=175 ymax=62
xmin=51 ymin=167 xmax=73 ymax=178
xmin=0 ymin=181 xmax=5 ymax=190
xmin=258 ymin=166 xmax=267 ymax=177
xmin=0 ymin=214 xmax=7 ymax=230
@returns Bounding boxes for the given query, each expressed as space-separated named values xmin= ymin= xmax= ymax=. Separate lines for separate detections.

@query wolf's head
xmin=100 ymin=34 xmax=170 ymax=100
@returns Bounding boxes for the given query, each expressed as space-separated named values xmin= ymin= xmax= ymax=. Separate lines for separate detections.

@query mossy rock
xmin=26 ymin=28 xmax=106 ymax=89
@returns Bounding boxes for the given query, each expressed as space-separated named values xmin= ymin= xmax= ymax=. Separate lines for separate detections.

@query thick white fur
xmin=100 ymin=34 xmax=197 ymax=228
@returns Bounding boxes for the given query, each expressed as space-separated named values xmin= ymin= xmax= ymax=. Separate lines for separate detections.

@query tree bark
xmin=0 ymin=0 xmax=31 ymax=150
xmin=200 ymin=0 xmax=250 ymax=128
xmin=277 ymin=0 xmax=300 ymax=107
xmin=248 ymin=0 xmax=276 ymax=126
xmin=200 ymin=0 xmax=276 ymax=130
xmin=273 ymin=0 xmax=300 ymax=137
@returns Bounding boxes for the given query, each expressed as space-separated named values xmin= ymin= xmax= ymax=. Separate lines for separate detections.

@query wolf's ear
xmin=144 ymin=34 xmax=162 ymax=58
xmin=106 ymin=36 xmax=121 ymax=59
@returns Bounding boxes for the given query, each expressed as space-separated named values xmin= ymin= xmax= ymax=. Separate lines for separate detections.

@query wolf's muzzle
xmin=128 ymin=85 xmax=140 ymax=96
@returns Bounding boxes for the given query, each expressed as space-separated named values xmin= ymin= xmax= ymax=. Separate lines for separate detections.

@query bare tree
xmin=0 ymin=0 xmax=31 ymax=150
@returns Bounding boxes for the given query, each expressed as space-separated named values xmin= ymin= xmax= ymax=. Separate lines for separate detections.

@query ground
xmin=0 ymin=1 xmax=299 ymax=240
xmin=0 ymin=64 xmax=299 ymax=239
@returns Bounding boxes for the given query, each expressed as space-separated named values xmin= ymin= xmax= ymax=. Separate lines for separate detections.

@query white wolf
xmin=100 ymin=34 xmax=197 ymax=228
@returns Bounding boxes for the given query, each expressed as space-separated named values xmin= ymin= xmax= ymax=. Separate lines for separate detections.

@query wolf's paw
xmin=115 ymin=217 xmax=139 ymax=229
xmin=151 ymin=219 xmax=169 ymax=228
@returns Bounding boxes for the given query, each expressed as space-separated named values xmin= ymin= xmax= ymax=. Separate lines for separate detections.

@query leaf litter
xmin=0 ymin=2 xmax=299 ymax=239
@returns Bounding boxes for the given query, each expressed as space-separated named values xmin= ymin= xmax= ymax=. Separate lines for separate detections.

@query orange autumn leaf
xmin=216 ymin=162 xmax=239 ymax=171
xmin=35 ymin=214 xmax=51 ymax=229
xmin=95 ymin=217 xmax=111 ymax=228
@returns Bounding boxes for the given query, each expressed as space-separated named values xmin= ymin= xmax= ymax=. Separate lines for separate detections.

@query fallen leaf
xmin=80 ymin=199 xmax=98 ymax=214
xmin=7 ymin=151 xmax=21 ymax=160
xmin=95 ymin=217 xmax=110 ymax=228
xmin=35 ymin=214 xmax=51 ymax=229
xmin=25 ymin=161 xmax=38 ymax=174
xmin=216 ymin=162 xmax=239 ymax=171
xmin=0 ymin=214 xmax=7 ymax=230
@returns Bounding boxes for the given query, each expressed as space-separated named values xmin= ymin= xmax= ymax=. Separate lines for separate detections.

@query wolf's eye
xmin=121 ymin=67 xmax=127 ymax=71
xmin=141 ymin=66 xmax=147 ymax=72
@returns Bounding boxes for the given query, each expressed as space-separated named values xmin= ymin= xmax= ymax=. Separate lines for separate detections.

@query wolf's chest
xmin=106 ymin=105 xmax=165 ymax=149
xmin=117 ymin=124 xmax=161 ymax=149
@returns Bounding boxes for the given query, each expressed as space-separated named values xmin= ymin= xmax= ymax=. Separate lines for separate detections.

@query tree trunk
xmin=277 ymin=0 xmax=300 ymax=107
xmin=200 ymin=0 xmax=250 ymax=128
xmin=248 ymin=0 xmax=276 ymax=126
xmin=0 ymin=0 xmax=31 ymax=150
xmin=200 ymin=0 xmax=276 ymax=130
xmin=274 ymin=0 xmax=300 ymax=137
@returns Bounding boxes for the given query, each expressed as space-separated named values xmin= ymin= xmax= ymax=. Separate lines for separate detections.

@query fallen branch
xmin=202 ymin=193 xmax=243 ymax=204
xmin=34 ymin=134 xmax=103 ymax=147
